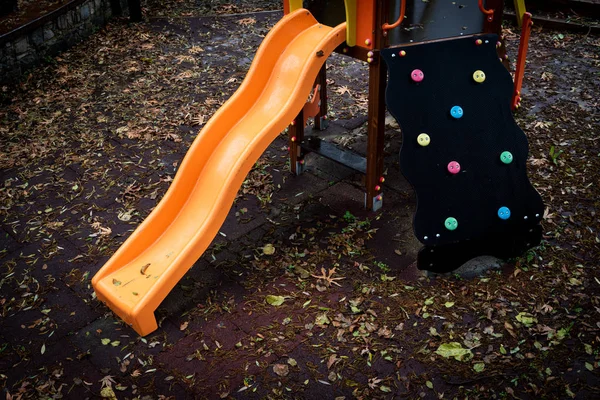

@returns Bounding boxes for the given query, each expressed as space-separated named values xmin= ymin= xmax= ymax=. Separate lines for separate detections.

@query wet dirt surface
xmin=1 ymin=2 xmax=600 ymax=399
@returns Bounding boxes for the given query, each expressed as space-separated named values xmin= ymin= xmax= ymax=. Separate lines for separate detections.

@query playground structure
xmin=92 ymin=0 xmax=542 ymax=336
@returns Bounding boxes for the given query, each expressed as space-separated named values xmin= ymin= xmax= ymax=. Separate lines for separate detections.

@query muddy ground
xmin=0 ymin=1 xmax=599 ymax=399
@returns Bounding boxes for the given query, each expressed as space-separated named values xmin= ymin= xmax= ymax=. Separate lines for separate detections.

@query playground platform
xmin=0 ymin=6 xmax=599 ymax=399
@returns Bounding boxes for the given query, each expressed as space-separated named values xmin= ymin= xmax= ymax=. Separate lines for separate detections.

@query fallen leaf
xmin=118 ymin=210 xmax=133 ymax=221
xmin=100 ymin=386 xmax=117 ymax=399
xmin=500 ymin=344 xmax=507 ymax=355
xmin=311 ymin=267 xmax=345 ymax=287
xmin=266 ymin=295 xmax=285 ymax=306
xmin=504 ymin=321 xmax=517 ymax=338
xmin=435 ymin=342 xmax=473 ymax=361
xmin=192 ymin=114 xmax=205 ymax=126
xmin=327 ymin=354 xmax=338 ymax=369
xmin=334 ymin=85 xmax=351 ymax=96
xmin=273 ymin=363 xmax=289 ymax=377
xmin=180 ymin=321 xmax=189 ymax=330
xmin=516 ymin=312 xmax=537 ymax=327
xmin=585 ymin=362 xmax=594 ymax=371
xmin=237 ymin=17 xmax=256 ymax=26
xmin=140 ymin=263 xmax=150 ymax=275
xmin=315 ymin=312 xmax=330 ymax=327
xmin=263 ymin=244 xmax=275 ymax=255
xmin=295 ymin=265 xmax=310 ymax=279
xmin=99 ymin=375 xmax=116 ymax=388
xmin=380 ymin=385 xmax=391 ymax=393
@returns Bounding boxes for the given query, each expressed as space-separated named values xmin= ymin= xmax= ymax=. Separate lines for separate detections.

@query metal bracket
xmin=316 ymin=116 xmax=328 ymax=130
xmin=303 ymin=85 xmax=322 ymax=126
xmin=294 ymin=161 xmax=305 ymax=175
xmin=366 ymin=192 xmax=383 ymax=212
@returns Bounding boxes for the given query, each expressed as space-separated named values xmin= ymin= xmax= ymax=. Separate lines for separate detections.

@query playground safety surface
xmin=1 ymin=4 xmax=599 ymax=399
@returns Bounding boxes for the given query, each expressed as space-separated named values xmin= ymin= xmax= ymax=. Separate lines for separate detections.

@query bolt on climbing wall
xmin=381 ymin=34 xmax=544 ymax=273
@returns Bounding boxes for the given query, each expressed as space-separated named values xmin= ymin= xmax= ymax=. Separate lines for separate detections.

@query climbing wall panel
xmin=381 ymin=34 xmax=544 ymax=272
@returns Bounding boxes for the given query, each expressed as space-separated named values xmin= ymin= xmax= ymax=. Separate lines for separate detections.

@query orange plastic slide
xmin=92 ymin=9 xmax=346 ymax=336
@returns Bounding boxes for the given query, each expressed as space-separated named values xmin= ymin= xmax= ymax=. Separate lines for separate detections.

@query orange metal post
xmin=512 ymin=12 xmax=533 ymax=110
xmin=355 ymin=0 xmax=376 ymax=50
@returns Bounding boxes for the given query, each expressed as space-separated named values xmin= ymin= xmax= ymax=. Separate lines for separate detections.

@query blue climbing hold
xmin=498 ymin=206 xmax=511 ymax=220
xmin=450 ymin=106 xmax=463 ymax=119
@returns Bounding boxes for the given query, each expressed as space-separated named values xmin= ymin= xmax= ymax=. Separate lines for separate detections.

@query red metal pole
xmin=511 ymin=12 xmax=533 ymax=110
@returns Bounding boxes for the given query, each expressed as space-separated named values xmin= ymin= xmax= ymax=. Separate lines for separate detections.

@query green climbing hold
xmin=444 ymin=217 xmax=458 ymax=231
xmin=500 ymin=151 xmax=513 ymax=164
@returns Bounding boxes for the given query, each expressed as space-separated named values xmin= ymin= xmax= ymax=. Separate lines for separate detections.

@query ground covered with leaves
xmin=1 ymin=1 xmax=599 ymax=399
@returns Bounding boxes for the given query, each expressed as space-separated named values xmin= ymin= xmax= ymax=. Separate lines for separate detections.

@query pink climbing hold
xmin=411 ymin=69 xmax=424 ymax=82
xmin=447 ymin=161 xmax=460 ymax=174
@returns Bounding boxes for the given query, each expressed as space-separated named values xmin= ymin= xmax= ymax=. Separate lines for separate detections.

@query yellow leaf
xmin=435 ymin=342 xmax=473 ymax=361
xmin=266 ymin=295 xmax=285 ymax=306
xmin=100 ymin=386 xmax=117 ymax=399
xmin=263 ymin=244 xmax=275 ymax=255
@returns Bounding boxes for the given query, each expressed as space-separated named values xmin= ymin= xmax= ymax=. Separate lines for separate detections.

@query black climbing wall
xmin=381 ymin=34 xmax=544 ymax=272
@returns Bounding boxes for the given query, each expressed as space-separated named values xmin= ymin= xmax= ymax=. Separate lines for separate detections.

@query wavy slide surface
xmin=92 ymin=10 xmax=346 ymax=336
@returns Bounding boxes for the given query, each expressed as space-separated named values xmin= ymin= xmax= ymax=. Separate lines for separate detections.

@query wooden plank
xmin=301 ymin=137 xmax=367 ymax=173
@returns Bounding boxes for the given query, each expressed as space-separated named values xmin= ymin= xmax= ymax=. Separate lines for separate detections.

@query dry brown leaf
xmin=311 ymin=267 xmax=345 ymax=287
xmin=327 ymin=354 xmax=339 ymax=369
xmin=237 ymin=17 xmax=256 ymax=26
xmin=189 ymin=45 xmax=204 ymax=54
xmin=334 ymin=85 xmax=351 ymax=96
xmin=140 ymin=263 xmax=150 ymax=275
xmin=273 ymin=363 xmax=289 ymax=377
xmin=192 ymin=114 xmax=206 ymax=126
